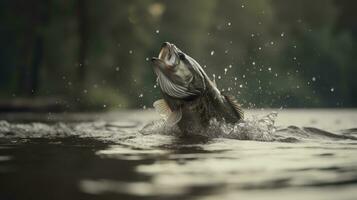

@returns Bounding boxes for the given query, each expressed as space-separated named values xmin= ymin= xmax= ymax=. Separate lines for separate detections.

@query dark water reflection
xmin=0 ymin=137 xmax=227 ymax=200
xmin=0 ymin=138 xmax=158 ymax=200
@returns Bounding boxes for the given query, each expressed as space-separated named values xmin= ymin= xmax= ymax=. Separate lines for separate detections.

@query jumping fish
xmin=151 ymin=42 xmax=243 ymax=134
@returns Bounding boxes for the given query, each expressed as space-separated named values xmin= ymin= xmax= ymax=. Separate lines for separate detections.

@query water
xmin=0 ymin=109 xmax=357 ymax=200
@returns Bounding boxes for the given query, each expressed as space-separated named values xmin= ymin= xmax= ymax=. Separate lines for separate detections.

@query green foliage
xmin=0 ymin=0 xmax=356 ymax=109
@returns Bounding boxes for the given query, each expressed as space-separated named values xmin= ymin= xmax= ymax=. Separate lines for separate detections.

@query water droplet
xmin=330 ymin=87 xmax=334 ymax=92
xmin=252 ymin=61 xmax=256 ymax=65
xmin=268 ymin=67 xmax=272 ymax=71
xmin=153 ymin=85 xmax=157 ymax=88
xmin=234 ymin=77 xmax=238 ymax=81
xmin=228 ymin=64 xmax=232 ymax=68
xmin=224 ymin=68 xmax=228 ymax=74
xmin=280 ymin=32 xmax=285 ymax=37
xmin=143 ymin=105 xmax=147 ymax=109
xmin=312 ymin=77 xmax=316 ymax=82
xmin=218 ymin=75 xmax=221 ymax=80
xmin=103 ymin=104 xmax=107 ymax=108
xmin=270 ymin=41 xmax=274 ymax=45
xmin=239 ymin=84 xmax=243 ymax=88
xmin=139 ymin=93 xmax=143 ymax=98
xmin=241 ymin=4 xmax=245 ymax=8
xmin=274 ymin=73 xmax=278 ymax=77
xmin=258 ymin=47 xmax=262 ymax=50
xmin=129 ymin=50 xmax=133 ymax=54
xmin=227 ymin=22 xmax=231 ymax=26
xmin=155 ymin=29 xmax=160 ymax=34
xmin=145 ymin=57 xmax=149 ymax=61
xmin=83 ymin=89 xmax=88 ymax=94
xmin=210 ymin=51 xmax=215 ymax=56
xmin=115 ymin=67 xmax=120 ymax=71
xmin=293 ymin=57 xmax=297 ymax=60
xmin=242 ymin=74 xmax=246 ymax=78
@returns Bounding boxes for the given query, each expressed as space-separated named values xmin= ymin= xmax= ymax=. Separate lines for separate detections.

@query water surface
xmin=0 ymin=109 xmax=357 ymax=200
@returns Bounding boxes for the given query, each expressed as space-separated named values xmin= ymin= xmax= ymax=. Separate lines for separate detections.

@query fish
xmin=151 ymin=42 xmax=243 ymax=134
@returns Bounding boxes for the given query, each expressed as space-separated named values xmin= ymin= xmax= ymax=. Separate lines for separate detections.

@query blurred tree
xmin=0 ymin=0 xmax=356 ymax=110
xmin=272 ymin=0 xmax=355 ymax=107
xmin=0 ymin=0 xmax=49 ymax=96
xmin=76 ymin=0 xmax=89 ymax=92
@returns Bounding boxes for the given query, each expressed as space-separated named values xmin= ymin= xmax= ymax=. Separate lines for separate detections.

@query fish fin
xmin=166 ymin=109 xmax=182 ymax=127
xmin=224 ymin=95 xmax=244 ymax=119
xmin=153 ymin=99 xmax=171 ymax=117
xmin=153 ymin=99 xmax=182 ymax=126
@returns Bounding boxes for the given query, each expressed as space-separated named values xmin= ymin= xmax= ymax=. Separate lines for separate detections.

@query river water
xmin=0 ymin=109 xmax=357 ymax=200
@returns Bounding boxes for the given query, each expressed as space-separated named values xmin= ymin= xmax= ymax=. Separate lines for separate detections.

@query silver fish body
xmin=151 ymin=42 xmax=243 ymax=134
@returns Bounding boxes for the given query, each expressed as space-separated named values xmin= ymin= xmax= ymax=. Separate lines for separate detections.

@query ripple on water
xmin=0 ymin=155 xmax=12 ymax=162
xmin=1 ymin=111 xmax=357 ymax=200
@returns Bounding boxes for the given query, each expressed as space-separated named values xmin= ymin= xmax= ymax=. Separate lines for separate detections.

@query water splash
xmin=139 ymin=112 xmax=357 ymax=143
xmin=0 ymin=111 xmax=356 ymax=144
xmin=140 ymin=112 xmax=278 ymax=141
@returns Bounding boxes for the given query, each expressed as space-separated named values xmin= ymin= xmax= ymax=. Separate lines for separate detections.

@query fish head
xmin=151 ymin=42 xmax=205 ymax=99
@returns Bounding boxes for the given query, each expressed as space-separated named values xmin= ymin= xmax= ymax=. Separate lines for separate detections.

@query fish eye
xmin=178 ymin=52 xmax=186 ymax=60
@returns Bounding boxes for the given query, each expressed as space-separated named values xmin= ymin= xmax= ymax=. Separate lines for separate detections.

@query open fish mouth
xmin=153 ymin=42 xmax=177 ymax=67
xmin=151 ymin=42 xmax=197 ymax=99
xmin=158 ymin=42 xmax=171 ymax=60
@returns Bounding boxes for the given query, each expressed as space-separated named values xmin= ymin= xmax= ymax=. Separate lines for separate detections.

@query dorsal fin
xmin=224 ymin=95 xmax=244 ymax=119
xmin=153 ymin=99 xmax=182 ymax=126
